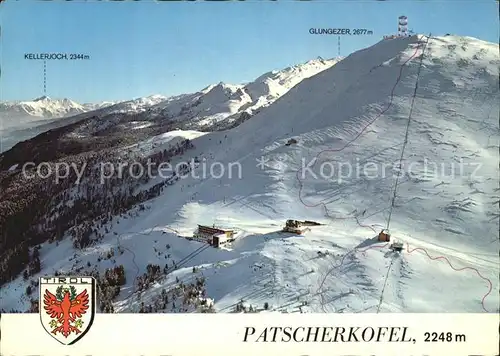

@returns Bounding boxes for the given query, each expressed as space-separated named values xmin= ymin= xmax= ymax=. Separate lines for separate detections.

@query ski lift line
xmin=157 ymin=245 xmax=212 ymax=289
xmin=296 ymin=37 xmax=425 ymax=213
xmin=316 ymin=228 xmax=495 ymax=313
xmin=124 ymin=265 xmax=208 ymax=312
xmin=376 ymin=35 xmax=430 ymax=314
xmin=117 ymin=225 xmax=211 ymax=302
xmin=295 ymin=38 xmax=427 ymax=241
xmin=375 ymin=257 xmax=396 ymax=314
xmin=164 ymin=244 xmax=211 ymax=275
xmin=217 ymin=280 xmax=275 ymax=312
xmin=385 ymin=34 xmax=430 ymax=231
xmin=121 ymin=244 xmax=212 ymax=305
xmin=315 ymin=237 xmax=494 ymax=313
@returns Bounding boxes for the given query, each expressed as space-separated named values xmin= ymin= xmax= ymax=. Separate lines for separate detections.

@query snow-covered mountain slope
xmin=0 ymin=97 xmax=114 ymax=152
xmin=1 ymin=35 xmax=498 ymax=314
xmin=0 ymin=60 xmax=336 ymax=154
xmin=93 ymin=94 xmax=168 ymax=116
xmin=148 ymin=58 xmax=340 ymax=130
xmin=0 ymin=96 xmax=115 ymax=122
xmin=0 ymin=96 xmax=167 ymax=153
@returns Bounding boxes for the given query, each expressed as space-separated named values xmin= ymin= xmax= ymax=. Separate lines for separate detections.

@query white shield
xmin=39 ymin=276 xmax=96 ymax=345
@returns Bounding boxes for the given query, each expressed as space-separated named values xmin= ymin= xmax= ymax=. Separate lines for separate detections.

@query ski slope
xmin=1 ymin=35 xmax=498 ymax=314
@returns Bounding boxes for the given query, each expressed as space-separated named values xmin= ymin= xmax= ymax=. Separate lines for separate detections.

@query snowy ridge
xmin=245 ymin=58 xmax=341 ymax=101
xmin=0 ymin=59 xmax=338 ymax=153
xmin=0 ymin=96 xmax=115 ymax=120
xmin=0 ymin=97 xmax=117 ymax=152
xmin=1 ymin=35 xmax=498 ymax=314
xmin=147 ymin=58 xmax=340 ymax=129
xmin=0 ymin=96 xmax=172 ymax=153
xmin=99 ymin=95 xmax=168 ymax=115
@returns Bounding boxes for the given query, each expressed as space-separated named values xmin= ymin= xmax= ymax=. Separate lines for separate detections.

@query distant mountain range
xmin=0 ymin=96 xmax=116 ymax=121
xmin=0 ymin=58 xmax=339 ymax=152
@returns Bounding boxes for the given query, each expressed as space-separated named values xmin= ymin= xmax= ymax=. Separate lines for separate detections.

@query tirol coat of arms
xmin=39 ymin=276 xmax=96 ymax=345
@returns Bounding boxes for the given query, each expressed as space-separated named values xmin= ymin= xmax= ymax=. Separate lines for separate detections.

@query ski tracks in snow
xmin=294 ymin=36 xmax=495 ymax=313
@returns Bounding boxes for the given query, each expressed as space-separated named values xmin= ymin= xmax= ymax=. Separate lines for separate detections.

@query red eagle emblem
xmin=43 ymin=285 xmax=89 ymax=337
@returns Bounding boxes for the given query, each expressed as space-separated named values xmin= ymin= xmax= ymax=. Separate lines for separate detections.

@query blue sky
xmin=1 ymin=0 xmax=498 ymax=103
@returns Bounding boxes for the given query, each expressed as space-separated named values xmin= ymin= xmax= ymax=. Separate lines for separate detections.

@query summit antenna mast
xmin=398 ymin=15 xmax=408 ymax=37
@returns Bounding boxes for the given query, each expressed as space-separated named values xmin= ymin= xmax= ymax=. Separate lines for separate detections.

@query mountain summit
xmin=0 ymin=96 xmax=109 ymax=119
xmin=33 ymin=95 xmax=51 ymax=102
